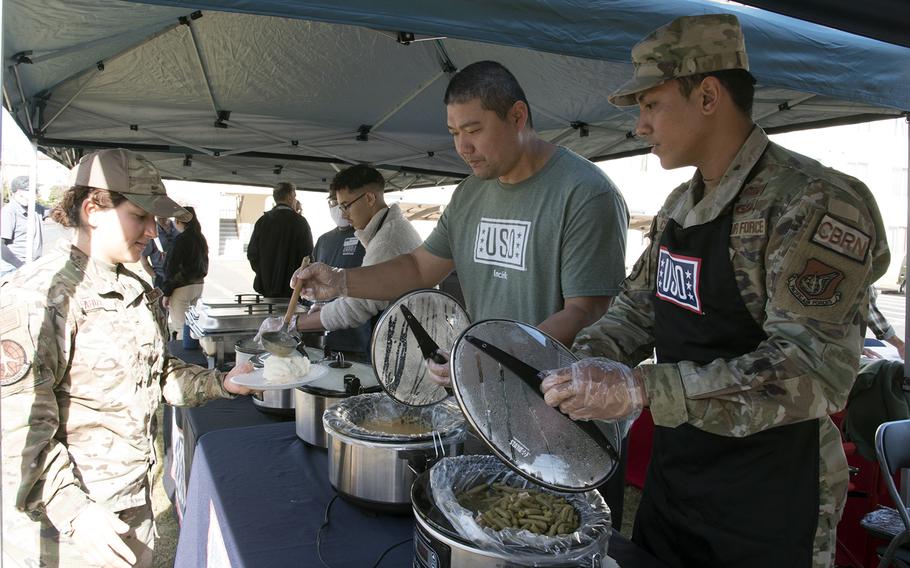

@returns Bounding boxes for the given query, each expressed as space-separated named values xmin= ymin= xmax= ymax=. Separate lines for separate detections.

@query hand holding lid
xmin=540 ymin=358 xmax=646 ymax=425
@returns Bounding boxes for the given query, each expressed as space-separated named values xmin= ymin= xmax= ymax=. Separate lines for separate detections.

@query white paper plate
xmin=229 ymin=364 xmax=329 ymax=390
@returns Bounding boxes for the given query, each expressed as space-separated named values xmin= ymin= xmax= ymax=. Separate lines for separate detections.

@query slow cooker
xmin=405 ymin=317 xmax=625 ymax=567
xmin=248 ymin=351 xmax=301 ymax=416
xmin=323 ymin=393 xmax=466 ymax=513
xmin=294 ymin=349 xmax=381 ymax=448
xmin=412 ymin=456 xmax=612 ymax=568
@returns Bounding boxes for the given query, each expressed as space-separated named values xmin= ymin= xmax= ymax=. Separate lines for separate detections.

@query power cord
xmin=372 ymin=537 xmax=414 ymax=567
xmin=316 ymin=495 xmax=339 ymax=568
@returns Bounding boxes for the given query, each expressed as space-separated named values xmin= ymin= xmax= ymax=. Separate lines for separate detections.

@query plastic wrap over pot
xmin=431 ymin=455 xmax=611 ymax=564
xmin=323 ymin=392 xmax=465 ymax=443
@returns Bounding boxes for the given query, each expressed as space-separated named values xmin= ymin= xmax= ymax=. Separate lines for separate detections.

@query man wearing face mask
xmin=1 ymin=176 xmax=48 ymax=276
xmin=310 ymin=193 xmax=373 ymax=358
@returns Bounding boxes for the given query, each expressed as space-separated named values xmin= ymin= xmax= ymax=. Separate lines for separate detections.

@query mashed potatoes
xmin=262 ymin=354 xmax=311 ymax=384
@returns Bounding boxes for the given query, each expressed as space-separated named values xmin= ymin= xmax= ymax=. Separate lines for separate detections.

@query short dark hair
xmin=444 ymin=61 xmax=533 ymax=128
xmin=676 ymin=69 xmax=756 ymax=117
xmin=10 ymin=176 xmax=29 ymax=193
xmin=331 ymin=164 xmax=384 ymax=193
xmin=273 ymin=181 xmax=296 ymax=203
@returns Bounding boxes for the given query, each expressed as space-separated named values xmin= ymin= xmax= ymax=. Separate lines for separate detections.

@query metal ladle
xmin=260 ymin=256 xmax=310 ymax=357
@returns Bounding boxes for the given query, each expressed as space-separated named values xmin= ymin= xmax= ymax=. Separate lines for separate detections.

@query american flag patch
xmin=656 ymin=247 xmax=702 ymax=313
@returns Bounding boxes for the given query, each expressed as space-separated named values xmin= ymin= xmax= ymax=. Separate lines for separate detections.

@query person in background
xmin=290 ymin=165 xmax=422 ymax=345
xmin=1 ymin=175 xmax=48 ymax=276
xmin=0 ymin=148 xmax=253 ymax=568
xmin=161 ymin=206 xmax=208 ymax=340
xmin=539 ymin=14 xmax=889 ymax=568
xmin=311 ymin=192 xmax=372 ymax=358
xmin=139 ymin=216 xmax=178 ymax=289
xmin=865 ymin=285 xmax=905 ymax=359
xmin=246 ymin=181 xmax=313 ymax=298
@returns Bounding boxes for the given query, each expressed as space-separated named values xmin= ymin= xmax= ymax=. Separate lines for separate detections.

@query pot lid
xmin=235 ymin=337 xmax=268 ymax=354
xmin=371 ymin=289 xmax=470 ymax=407
xmin=450 ymin=319 xmax=620 ymax=492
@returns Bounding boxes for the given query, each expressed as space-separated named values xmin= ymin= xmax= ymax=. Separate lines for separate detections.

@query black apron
xmin=632 ymin=209 xmax=820 ymax=568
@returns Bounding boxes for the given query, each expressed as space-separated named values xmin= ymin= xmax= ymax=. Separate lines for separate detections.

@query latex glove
xmin=70 ymin=502 xmax=136 ymax=568
xmin=253 ymin=314 xmax=299 ymax=343
xmin=540 ymin=358 xmax=644 ymax=422
xmin=224 ymin=361 xmax=256 ymax=395
xmin=290 ymin=262 xmax=347 ymax=302
xmin=425 ymin=348 xmax=451 ymax=386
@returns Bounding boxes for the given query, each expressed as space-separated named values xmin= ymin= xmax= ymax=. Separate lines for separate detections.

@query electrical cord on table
xmin=372 ymin=537 xmax=414 ymax=567
xmin=316 ymin=495 xmax=339 ymax=568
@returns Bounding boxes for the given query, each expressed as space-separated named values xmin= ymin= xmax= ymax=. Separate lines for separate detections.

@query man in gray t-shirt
xmin=294 ymin=61 xmax=628 ymax=352
xmin=1 ymin=176 xmax=47 ymax=277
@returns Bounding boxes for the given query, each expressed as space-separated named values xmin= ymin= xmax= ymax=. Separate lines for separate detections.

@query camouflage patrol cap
xmin=71 ymin=148 xmax=191 ymax=222
xmin=609 ymin=13 xmax=750 ymax=107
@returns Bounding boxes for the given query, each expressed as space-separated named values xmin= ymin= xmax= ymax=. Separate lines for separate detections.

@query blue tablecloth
xmin=174 ymin=422 xmax=666 ymax=568
xmin=163 ymin=340 xmax=292 ymax=517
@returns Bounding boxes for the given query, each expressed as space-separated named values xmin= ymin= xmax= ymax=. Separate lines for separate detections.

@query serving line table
xmin=174 ymin=421 xmax=667 ymax=568
xmin=163 ymin=340 xmax=293 ymax=518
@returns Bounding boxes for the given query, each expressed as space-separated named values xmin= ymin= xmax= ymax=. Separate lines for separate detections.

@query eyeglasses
xmin=335 ymin=192 xmax=367 ymax=212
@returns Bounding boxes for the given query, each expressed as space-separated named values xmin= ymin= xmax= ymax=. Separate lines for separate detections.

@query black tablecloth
xmin=174 ymin=421 xmax=666 ymax=568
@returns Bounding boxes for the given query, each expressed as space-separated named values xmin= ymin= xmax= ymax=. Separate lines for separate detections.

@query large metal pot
xmin=248 ymin=352 xmax=299 ymax=416
xmin=294 ymin=351 xmax=381 ymax=448
xmin=234 ymin=337 xmax=266 ymax=365
xmin=323 ymin=393 xmax=465 ymax=513
xmin=412 ymin=457 xmax=611 ymax=568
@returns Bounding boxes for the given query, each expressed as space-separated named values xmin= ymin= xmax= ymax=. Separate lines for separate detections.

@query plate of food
xmin=230 ymin=352 xmax=329 ymax=390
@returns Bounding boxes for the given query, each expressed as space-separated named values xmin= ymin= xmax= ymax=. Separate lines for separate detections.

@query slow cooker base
xmin=331 ymin=484 xmax=414 ymax=515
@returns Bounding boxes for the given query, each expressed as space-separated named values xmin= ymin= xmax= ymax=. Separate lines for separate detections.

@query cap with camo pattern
xmin=609 ymin=13 xmax=750 ymax=107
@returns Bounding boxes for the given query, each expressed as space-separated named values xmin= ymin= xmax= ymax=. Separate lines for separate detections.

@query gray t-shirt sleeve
xmin=560 ymin=188 xmax=629 ymax=298
xmin=422 ymin=197 xmax=455 ymax=260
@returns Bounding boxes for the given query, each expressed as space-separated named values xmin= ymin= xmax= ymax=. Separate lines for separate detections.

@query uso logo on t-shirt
xmin=656 ymin=246 xmax=702 ymax=313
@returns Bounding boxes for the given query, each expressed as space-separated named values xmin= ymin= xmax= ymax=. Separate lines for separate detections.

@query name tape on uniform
xmin=656 ymin=247 xmax=702 ymax=313
xmin=731 ymin=218 xmax=766 ymax=238
xmin=811 ymin=214 xmax=870 ymax=263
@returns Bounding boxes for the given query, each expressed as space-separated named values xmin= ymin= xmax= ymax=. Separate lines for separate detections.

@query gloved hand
xmin=540 ymin=358 xmax=644 ymax=422
xmin=253 ymin=315 xmax=299 ymax=344
xmin=289 ymin=262 xmax=347 ymax=302
xmin=70 ymin=502 xmax=136 ymax=568
xmin=425 ymin=349 xmax=451 ymax=386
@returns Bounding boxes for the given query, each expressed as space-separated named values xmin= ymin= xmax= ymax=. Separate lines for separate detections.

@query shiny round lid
xmin=371 ymin=289 xmax=470 ymax=407
xmin=235 ymin=337 xmax=267 ymax=355
xmin=450 ymin=319 xmax=621 ymax=492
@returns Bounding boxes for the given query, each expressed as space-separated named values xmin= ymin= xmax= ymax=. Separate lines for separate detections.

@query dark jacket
xmin=161 ymin=229 xmax=208 ymax=296
xmin=247 ymin=204 xmax=313 ymax=297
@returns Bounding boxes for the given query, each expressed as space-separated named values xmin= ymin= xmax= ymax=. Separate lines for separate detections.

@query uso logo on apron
xmin=656 ymin=246 xmax=702 ymax=314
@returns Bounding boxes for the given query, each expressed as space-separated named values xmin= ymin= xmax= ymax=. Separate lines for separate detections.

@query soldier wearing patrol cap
xmin=540 ymin=13 xmax=889 ymax=568
xmin=0 ymin=148 xmax=255 ymax=568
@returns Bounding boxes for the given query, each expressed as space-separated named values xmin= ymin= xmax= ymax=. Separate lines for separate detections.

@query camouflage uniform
xmin=575 ymin=127 xmax=889 ymax=566
xmin=1 ymin=241 xmax=234 ymax=567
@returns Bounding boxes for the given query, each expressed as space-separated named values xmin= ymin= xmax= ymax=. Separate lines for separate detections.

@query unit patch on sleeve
xmin=0 ymin=339 xmax=30 ymax=386
xmin=656 ymin=246 xmax=702 ymax=313
xmin=811 ymin=214 xmax=870 ymax=263
xmin=786 ymin=258 xmax=844 ymax=307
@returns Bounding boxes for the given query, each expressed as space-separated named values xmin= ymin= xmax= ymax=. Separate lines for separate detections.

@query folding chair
xmin=861 ymin=419 xmax=910 ymax=568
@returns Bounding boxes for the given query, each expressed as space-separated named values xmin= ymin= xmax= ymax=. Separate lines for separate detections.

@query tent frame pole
xmin=41 ymin=71 xmax=99 ymax=132
xmin=11 ymin=64 xmax=33 ymax=135
xmin=371 ymin=70 xmax=445 ymax=132
xmin=184 ymin=17 xmax=221 ymax=116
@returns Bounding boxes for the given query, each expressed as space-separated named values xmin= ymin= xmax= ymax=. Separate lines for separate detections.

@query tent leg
xmin=904 ymin=114 xmax=910 ymax=507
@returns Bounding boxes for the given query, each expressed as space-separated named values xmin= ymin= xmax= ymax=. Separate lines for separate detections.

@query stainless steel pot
xmin=294 ymin=350 xmax=381 ymax=447
xmin=234 ymin=337 xmax=266 ymax=365
xmin=411 ymin=469 xmax=608 ymax=568
xmin=248 ymin=352 xmax=298 ymax=416
xmin=323 ymin=394 xmax=465 ymax=512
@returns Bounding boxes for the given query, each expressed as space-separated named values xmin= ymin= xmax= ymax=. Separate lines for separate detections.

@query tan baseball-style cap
xmin=71 ymin=148 xmax=192 ymax=222
xmin=609 ymin=13 xmax=751 ymax=107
